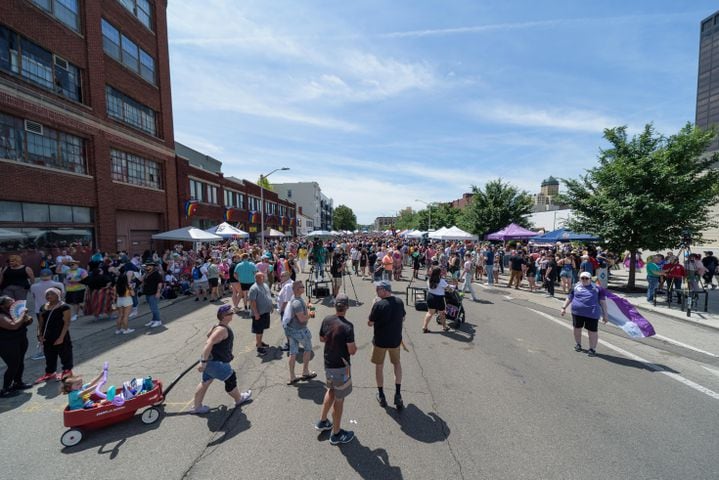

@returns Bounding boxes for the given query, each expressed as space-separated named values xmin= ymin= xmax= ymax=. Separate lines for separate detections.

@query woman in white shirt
xmin=422 ymin=266 xmax=450 ymax=333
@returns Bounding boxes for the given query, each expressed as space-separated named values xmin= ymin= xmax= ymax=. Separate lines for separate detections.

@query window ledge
xmin=0 ymin=157 xmax=92 ymax=178
xmin=111 ymin=180 xmax=164 ymax=192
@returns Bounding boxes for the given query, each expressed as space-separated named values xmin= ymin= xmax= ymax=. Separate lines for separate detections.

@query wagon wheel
xmin=61 ymin=428 xmax=83 ymax=447
xmin=141 ymin=406 xmax=161 ymax=425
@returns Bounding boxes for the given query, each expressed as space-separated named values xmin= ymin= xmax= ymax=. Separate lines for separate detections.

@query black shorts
xmin=572 ymin=314 xmax=599 ymax=332
xmin=252 ymin=312 xmax=271 ymax=334
xmin=66 ymin=289 xmax=86 ymax=305
xmin=426 ymin=293 xmax=446 ymax=311
xmin=240 ymin=282 xmax=253 ymax=291
xmin=208 ymin=278 xmax=219 ymax=288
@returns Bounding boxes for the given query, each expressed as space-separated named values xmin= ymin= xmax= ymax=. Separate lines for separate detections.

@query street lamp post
xmin=415 ymin=199 xmax=434 ymax=231
xmin=260 ymin=167 xmax=289 ymax=249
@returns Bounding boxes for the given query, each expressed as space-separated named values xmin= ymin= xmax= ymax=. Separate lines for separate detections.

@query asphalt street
xmin=1 ymin=267 xmax=719 ymax=480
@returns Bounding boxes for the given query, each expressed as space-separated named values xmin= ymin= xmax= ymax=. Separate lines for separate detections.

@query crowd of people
xmin=2 ymin=232 xmax=719 ymax=446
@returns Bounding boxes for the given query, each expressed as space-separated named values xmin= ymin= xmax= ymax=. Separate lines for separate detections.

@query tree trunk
xmin=627 ymin=248 xmax=636 ymax=289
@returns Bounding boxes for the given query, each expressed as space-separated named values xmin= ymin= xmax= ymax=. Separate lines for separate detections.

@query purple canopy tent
xmin=486 ymin=223 xmax=538 ymax=241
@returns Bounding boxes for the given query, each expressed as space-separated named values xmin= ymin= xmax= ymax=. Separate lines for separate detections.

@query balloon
xmin=112 ymin=392 xmax=125 ymax=406
xmin=106 ymin=385 xmax=116 ymax=401
xmin=94 ymin=363 xmax=109 ymax=400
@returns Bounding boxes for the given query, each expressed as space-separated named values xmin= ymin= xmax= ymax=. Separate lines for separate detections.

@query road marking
xmin=652 ymin=334 xmax=718 ymax=358
xmin=528 ymin=308 xmax=719 ymax=401
xmin=702 ymin=366 xmax=719 ymax=378
xmin=504 ymin=295 xmax=514 ymax=300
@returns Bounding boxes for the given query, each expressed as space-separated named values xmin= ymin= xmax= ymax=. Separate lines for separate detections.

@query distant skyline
xmin=167 ymin=1 xmax=716 ymax=223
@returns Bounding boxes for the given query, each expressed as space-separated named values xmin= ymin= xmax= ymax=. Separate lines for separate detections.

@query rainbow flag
xmin=184 ymin=200 xmax=198 ymax=217
xmin=249 ymin=211 xmax=259 ymax=223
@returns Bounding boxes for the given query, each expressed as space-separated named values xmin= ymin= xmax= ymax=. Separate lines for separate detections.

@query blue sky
xmin=167 ymin=1 xmax=716 ymax=224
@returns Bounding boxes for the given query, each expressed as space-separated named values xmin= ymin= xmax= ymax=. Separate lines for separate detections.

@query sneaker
xmin=329 ymin=429 xmax=355 ymax=445
xmin=376 ymin=393 xmax=388 ymax=407
xmin=236 ymin=390 xmax=252 ymax=406
xmin=394 ymin=394 xmax=404 ymax=410
xmin=122 ymin=328 xmax=135 ymax=334
xmin=260 ymin=342 xmax=270 ymax=348
xmin=315 ymin=419 xmax=333 ymax=432
xmin=115 ymin=329 xmax=123 ymax=335
xmin=34 ymin=372 xmax=56 ymax=384
xmin=257 ymin=347 xmax=268 ymax=357
xmin=30 ymin=351 xmax=45 ymax=361
xmin=11 ymin=381 xmax=32 ymax=390
xmin=71 ymin=314 xmax=78 ymax=322
xmin=574 ymin=344 xmax=582 ymax=352
xmin=61 ymin=369 xmax=73 ymax=379
xmin=145 ymin=320 xmax=154 ymax=327
xmin=190 ymin=405 xmax=210 ymax=414
xmin=149 ymin=321 xmax=162 ymax=328
xmin=129 ymin=309 xmax=138 ymax=318
xmin=587 ymin=348 xmax=597 ymax=357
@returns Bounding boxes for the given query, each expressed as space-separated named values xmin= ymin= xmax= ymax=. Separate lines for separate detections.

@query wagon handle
xmin=161 ymin=360 xmax=200 ymax=399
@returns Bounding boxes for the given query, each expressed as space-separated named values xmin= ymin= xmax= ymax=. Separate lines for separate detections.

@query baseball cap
xmin=335 ymin=293 xmax=350 ymax=307
xmin=374 ymin=280 xmax=392 ymax=291
xmin=39 ymin=268 xmax=53 ymax=278
xmin=579 ymin=272 xmax=592 ymax=279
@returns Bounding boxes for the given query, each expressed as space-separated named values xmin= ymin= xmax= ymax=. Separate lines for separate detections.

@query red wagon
xmin=60 ymin=380 xmax=164 ymax=447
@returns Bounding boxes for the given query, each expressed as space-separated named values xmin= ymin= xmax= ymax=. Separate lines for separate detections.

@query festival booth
xmin=205 ymin=222 xmax=249 ymax=239
xmin=428 ymin=227 xmax=449 ymax=239
xmin=437 ymin=226 xmax=478 ymax=241
xmin=406 ymin=230 xmax=426 ymax=239
xmin=151 ymin=227 xmax=222 ymax=243
xmin=261 ymin=228 xmax=286 ymax=238
xmin=305 ymin=230 xmax=334 ymax=238
xmin=486 ymin=223 xmax=539 ymax=241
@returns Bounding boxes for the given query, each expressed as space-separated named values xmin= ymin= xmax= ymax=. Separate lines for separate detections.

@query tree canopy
xmin=257 ymin=176 xmax=273 ymax=190
xmin=458 ymin=179 xmax=534 ymax=237
xmin=561 ymin=123 xmax=719 ymax=287
xmin=333 ymin=205 xmax=357 ymax=231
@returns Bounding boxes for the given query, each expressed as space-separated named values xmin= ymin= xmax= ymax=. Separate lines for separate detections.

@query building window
xmin=0 ymin=25 xmax=82 ymax=102
xmin=0 ymin=111 xmax=86 ymax=174
xmin=101 ymin=18 xmax=156 ymax=84
xmin=208 ymin=185 xmax=218 ymax=204
xmin=238 ymin=193 xmax=245 ymax=209
xmin=224 ymin=190 xmax=234 ymax=207
xmin=110 ymin=149 xmax=162 ymax=189
xmin=287 ymin=189 xmax=292 ymax=198
xmin=118 ymin=0 xmax=153 ymax=30
xmin=248 ymin=196 xmax=259 ymax=211
xmin=31 ymin=0 xmax=80 ymax=33
xmin=189 ymin=179 xmax=204 ymax=202
xmin=106 ymin=85 xmax=157 ymax=136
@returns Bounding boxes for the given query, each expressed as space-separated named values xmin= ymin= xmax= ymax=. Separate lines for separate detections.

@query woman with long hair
xmin=0 ymin=295 xmax=33 ymax=396
xmin=113 ymin=273 xmax=134 ymax=334
xmin=422 ymin=267 xmax=450 ymax=333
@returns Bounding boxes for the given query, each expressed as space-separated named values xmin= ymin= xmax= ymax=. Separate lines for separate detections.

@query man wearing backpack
xmin=192 ymin=259 xmax=209 ymax=302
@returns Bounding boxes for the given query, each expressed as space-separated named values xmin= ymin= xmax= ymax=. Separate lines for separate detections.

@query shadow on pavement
xmin=338 ymin=437 xmax=403 ymax=480
xmin=384 ymin=403 xmax=450 ymax=444
xmin=259 ymin=347 xmax=284 ymax=364
xmin=36 ymin=380 xmax=62 ymax=399
xmin=437 ymin=322 xmax=476 ymax=343
xmin=594 ymin=353 xmax=679 ymax=373
xmin=205 ymin=404 xmax=251 ymax=447
xmin=295 ymin=379 xmax=325 ymax=404
xmin=0 ymin=390 xmax=32 ymax=412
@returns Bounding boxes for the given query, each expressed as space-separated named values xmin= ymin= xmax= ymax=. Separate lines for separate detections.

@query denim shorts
xmin=201 ymin=360 xmax=234 ymax=383
xmin=284 ymin=326 xmax=312 ymax=355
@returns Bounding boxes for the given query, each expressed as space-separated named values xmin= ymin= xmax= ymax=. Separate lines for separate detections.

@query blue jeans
xmin=485 ymin=265 xmax=494 ymax=285
xmin=132 ymin=293 xmax=139 ymax=308
xmin=146 ymin=295 xmax=161 ymax=322
xmin=646 ymin=276 xmax=659 ymax=301
xmin=462 ymin=272 xmax=478 ymax=300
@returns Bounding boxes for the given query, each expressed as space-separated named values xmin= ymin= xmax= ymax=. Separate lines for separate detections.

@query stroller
xmin=436 ymin=288 xmax=465 ymax=329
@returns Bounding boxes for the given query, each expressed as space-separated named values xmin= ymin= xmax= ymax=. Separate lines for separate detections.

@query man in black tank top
xmin=191 ymin=305 xmax=252 ymax=414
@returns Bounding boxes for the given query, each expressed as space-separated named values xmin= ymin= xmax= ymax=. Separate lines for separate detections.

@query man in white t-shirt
xmin=461 ymin=253 xmax=479 ymax=302
xmin=30 ymin=269 xmax=65 ymax=317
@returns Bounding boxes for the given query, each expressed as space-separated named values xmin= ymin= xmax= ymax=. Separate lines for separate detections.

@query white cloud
xmin=469 ymin=103 xmax=620 ymax=133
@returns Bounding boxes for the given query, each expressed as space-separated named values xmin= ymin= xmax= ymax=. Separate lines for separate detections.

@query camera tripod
xmin=342 ymin=270 xmax=361 ymax=305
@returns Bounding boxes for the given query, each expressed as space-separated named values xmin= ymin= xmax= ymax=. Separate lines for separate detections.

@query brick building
xmin=175 ymin=142 xmax=297 ymax=238
xmin=0 ymin=0 xmax=177 ymax=264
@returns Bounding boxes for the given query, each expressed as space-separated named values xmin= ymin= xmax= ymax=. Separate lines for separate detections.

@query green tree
xmin=415 ymin=203 xmax=461 ymax=231
xmin=258 ymin=176 xmax=272 ymax=190
xmin=459 ymin=180 xmax=534 ymax=237
xmin=333 ymin=205 xmax=357 ymax=231
xmin=561 ymin=123 xmax=719 ymax=288
xmin=395 ymin=207 xmax=419 ymax=230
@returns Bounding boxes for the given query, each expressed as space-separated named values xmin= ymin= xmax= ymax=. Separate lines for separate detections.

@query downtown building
xmin=0 ymin=0 xmax=178 ymax=264
xmin=273 ymin=181 xmax=333 ymax=231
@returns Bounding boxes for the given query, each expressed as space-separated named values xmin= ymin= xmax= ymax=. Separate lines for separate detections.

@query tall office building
xmin=697 ymin=10 xmax=719 ymax=153
xmin=273 ymin=181 xmax=333 ymax=231
xmin=0 ymin=0 xmax=177 ymax=260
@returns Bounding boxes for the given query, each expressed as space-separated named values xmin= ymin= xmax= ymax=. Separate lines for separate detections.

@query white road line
xmin=702 ymin=366 xmax=719 ymax=378
xmin=503 ymin=295 xmax=514 ymax=300
xmin=528 ymin=308 xmax=719 ymax=401
xmin=652 ymin=334 xmax=718 ymax=358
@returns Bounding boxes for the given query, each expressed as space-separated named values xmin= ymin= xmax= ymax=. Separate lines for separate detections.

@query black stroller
xmin=436 ymin=288 xmax=465 ymax=329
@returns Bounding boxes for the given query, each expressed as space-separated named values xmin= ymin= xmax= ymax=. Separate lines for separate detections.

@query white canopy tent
xmin=205 ymin=222 xmax=249 ymax=238
xmin=261 ymin=228 xmax=287 ymax=238
xmin=428 ymin=227 xmax=449 ymax=239
xmin=305 ymin=230 xmax=334 ymax=238
xmin=406 ymin=230 xmax=426 ymax=239
xmin=152 ymin=226 xmax=222 ymax=242
xmin=439 ymin=226 xmax=478 ymax=241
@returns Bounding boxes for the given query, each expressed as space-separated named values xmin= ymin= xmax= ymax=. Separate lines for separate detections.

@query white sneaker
xmin=115 ymin=329 xmax=122 ymax=335
xmin=129 ymin=309 xmax=138 ymax=318
xmin=149 ymin=321 xmax=162 ymax=328
xmin=71 ymin=314 xmax=78 ymax=322
xmin=122 ymin=328 xmax=135 ymax=334
xmin=236 ymin=390 xmax=252 ymax=406
xmin=144 ymin=320 xmax=153 ymax=327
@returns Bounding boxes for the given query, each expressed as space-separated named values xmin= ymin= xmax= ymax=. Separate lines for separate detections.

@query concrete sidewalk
xmin=490 ymin=267 xmax=719 ymax=331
